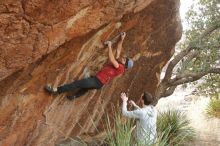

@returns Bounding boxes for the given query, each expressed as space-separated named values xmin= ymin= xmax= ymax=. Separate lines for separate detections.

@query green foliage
xmin=181 ymin=0 xmax=220 ymax=72
xmin=197 ymin=75 xmax=220 ymax=97
xmin=206 ymin=98 xmax=220 ymax=118
xmin=157 ymin=110 xmax=195 ymax=146
xmin=176 ymin=0 xmax=220 ymax=96
xmin=105 ymin=108 xmax=195 ymax=146
xmin=105 ymin=108 xmax=134 ymax=146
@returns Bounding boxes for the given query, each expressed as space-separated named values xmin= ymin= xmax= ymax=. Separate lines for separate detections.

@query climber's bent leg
xmin=57 ymin=77 xmax=103 ymax=93
xmin=66 ymin=88 xmax=89 ymax=100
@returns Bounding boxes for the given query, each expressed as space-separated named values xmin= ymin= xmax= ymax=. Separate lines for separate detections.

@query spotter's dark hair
xmin=142 ymin=92 xmax=153 ymax=105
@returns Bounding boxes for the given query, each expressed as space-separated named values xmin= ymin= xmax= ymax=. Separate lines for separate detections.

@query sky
xmin=179 ymin=0 xmax=196 ymax=30
xmin=180 ymin=0 xmax=194 ymax=19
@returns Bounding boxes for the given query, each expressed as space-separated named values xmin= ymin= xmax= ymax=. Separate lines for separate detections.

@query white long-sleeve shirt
xmin=122 ymin=100 xmax=157 ymax=145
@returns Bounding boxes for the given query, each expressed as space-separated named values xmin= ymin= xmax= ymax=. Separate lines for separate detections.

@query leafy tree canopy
xmin=155 ymin=0 xmax=220 ymax=100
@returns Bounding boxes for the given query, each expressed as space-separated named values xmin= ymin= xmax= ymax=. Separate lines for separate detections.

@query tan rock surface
xmin=0 ymin=0 xmax=182 ymax=145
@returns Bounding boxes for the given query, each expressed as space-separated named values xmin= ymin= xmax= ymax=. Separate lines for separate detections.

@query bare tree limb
xmin=163 ymin=48 xmax=192 ymax=81
xmin=197 ymin=22 xmax=220 ymax=41
xmin=183 ymin=50 xmax=200 ymax=64
xmin=169 ymin=68 xmax=220 ymax=86
xmin=163 ymin=86 xmax=177 ymax=97
xmin=163 ymin=23 xmax=220 ymax=82
xmin=179 ymin=50 xmax=200 ymax=71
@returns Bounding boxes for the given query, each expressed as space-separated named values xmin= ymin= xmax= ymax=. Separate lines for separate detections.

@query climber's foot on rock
xmin=66 ymin=95 xmax=76 ymax=100
xmin=104 ymin=41 xmax=112 ymax=48
xmin=44 ymin=85 xmax=57 ymax=94
xmin=120 ymin=32 xmax=126 ymax=41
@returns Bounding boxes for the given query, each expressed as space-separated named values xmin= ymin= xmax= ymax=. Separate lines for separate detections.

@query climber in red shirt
xmin=44 ymin=32 xmax=134 ymax=100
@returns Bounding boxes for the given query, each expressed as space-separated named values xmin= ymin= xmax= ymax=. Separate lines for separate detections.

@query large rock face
xmin=0 ymin=0 xmax=182 ymax=145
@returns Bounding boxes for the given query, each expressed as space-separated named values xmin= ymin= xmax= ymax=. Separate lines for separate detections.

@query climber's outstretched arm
xmin=116 ymin=32 xmax=126 ymax=59
xmin=106 ymin=41 xmax=119 ymax=68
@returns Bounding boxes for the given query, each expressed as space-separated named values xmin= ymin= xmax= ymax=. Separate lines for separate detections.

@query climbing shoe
xmin=44 ymin=85 xmax=57 ymax=94
xmin=66 ymin=95 xmax=76 ymax=100
xmin=104 ymin=41 xmax=112 ymax=47
xmin=120 ymin=32 xmax=126 ymax=40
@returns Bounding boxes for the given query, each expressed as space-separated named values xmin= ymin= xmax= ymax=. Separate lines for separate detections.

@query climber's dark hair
xmin=142 ymin=92 xmax=153 ymax=105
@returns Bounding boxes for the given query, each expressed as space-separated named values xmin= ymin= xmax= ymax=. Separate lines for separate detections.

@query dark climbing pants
xmin=57 ymin=76 xmax=103 ymax=98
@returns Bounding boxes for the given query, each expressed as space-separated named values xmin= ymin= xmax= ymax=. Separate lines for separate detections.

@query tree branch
xmin=163 ymin=48 xmax=192 ymax=81
xmin=163 ymin=86 xmax=177 ymax=97
xmin=197 ymin=22 xmax=220 ymax=41
xmin=183 ymin=50 xmax=200 ymax=65
xmin=163 ymin=23 xmax=220 ymax=81
xmin=179 ymin=50 xmax=200 ymax=72
xmin=169 ymin=68 xmax=220 ymax=86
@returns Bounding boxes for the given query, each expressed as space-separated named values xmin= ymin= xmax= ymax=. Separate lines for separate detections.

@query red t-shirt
xmin=96 ymin=64 xmax=125 ymax=85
